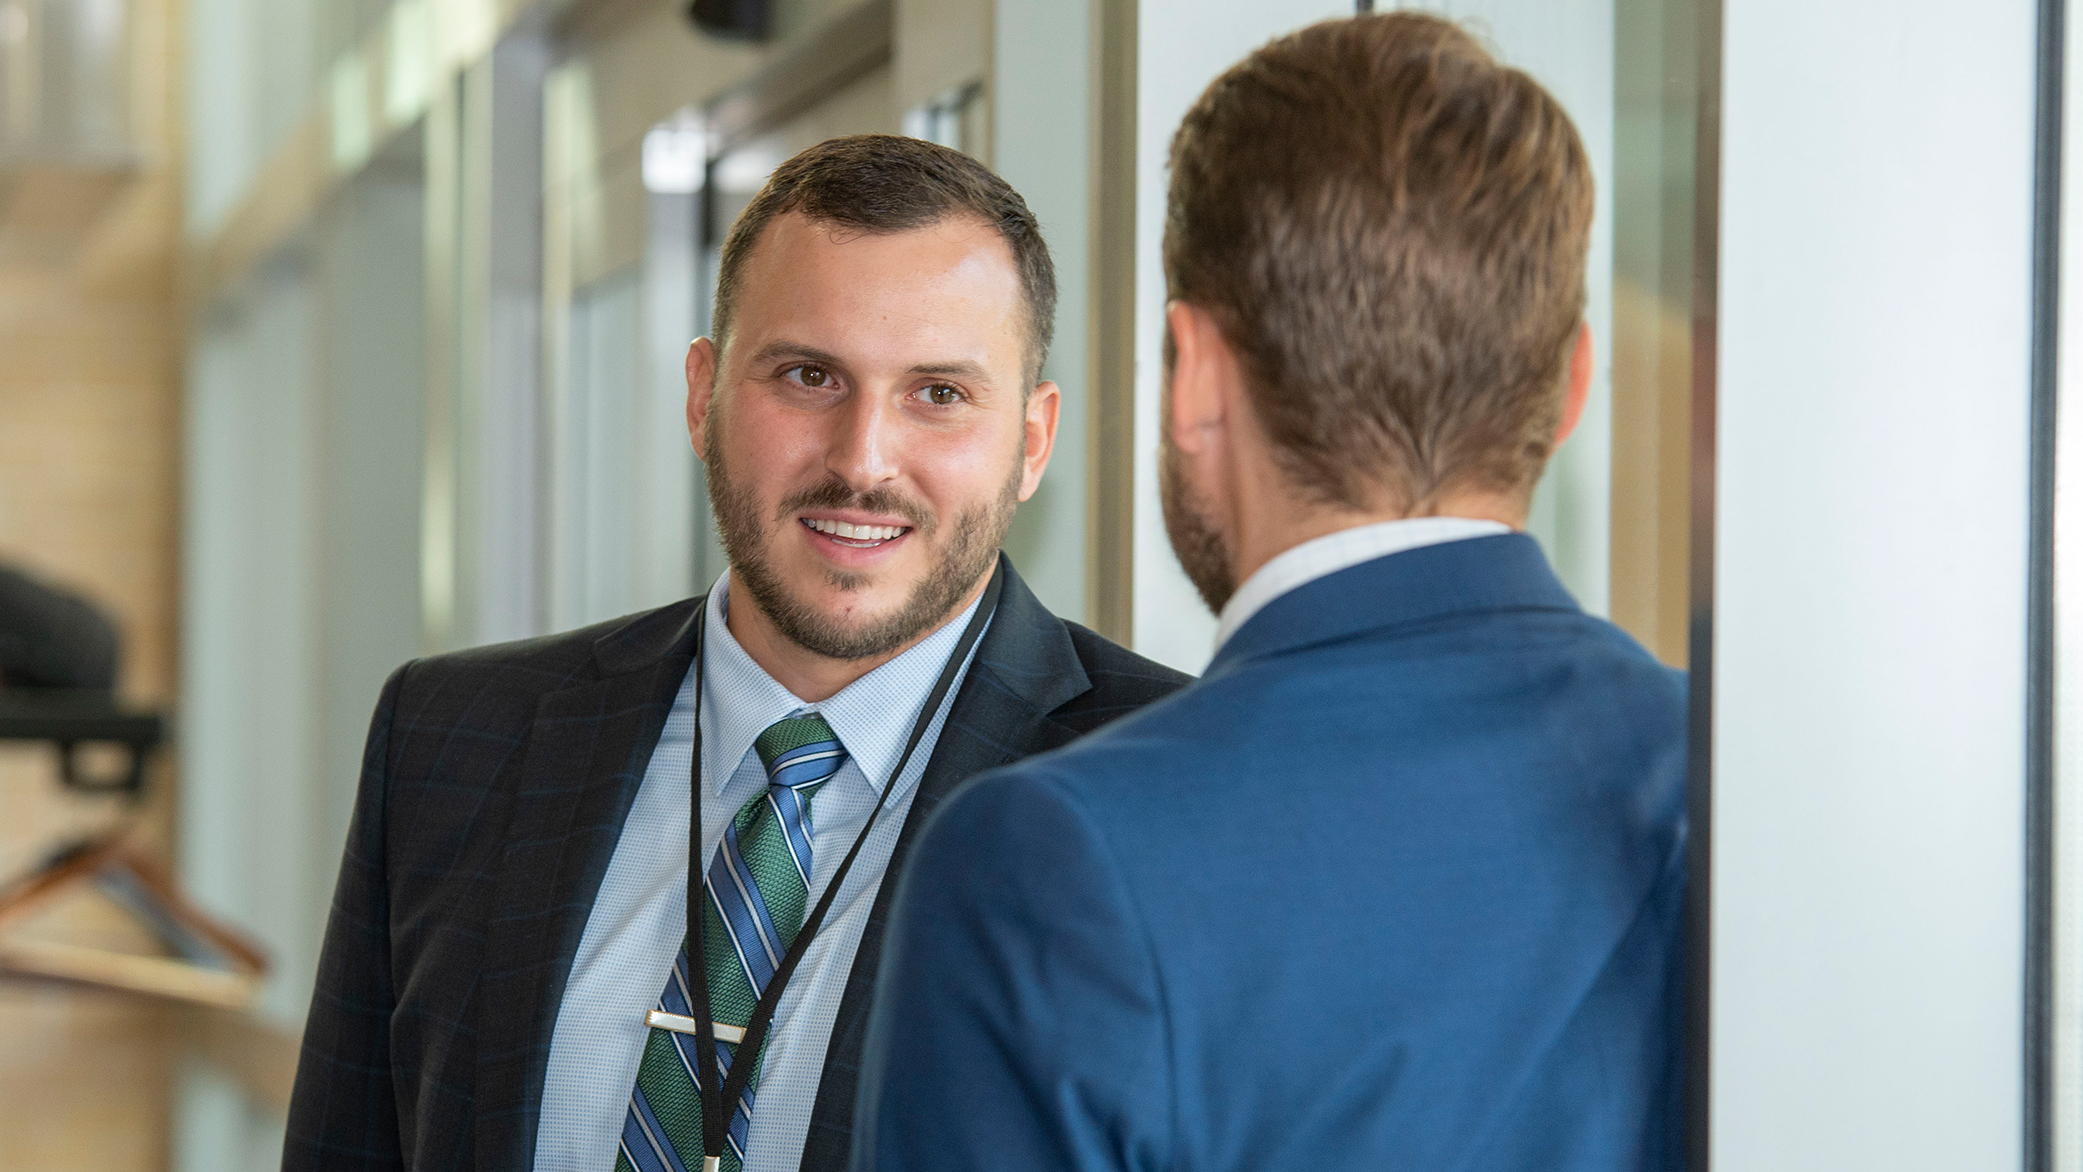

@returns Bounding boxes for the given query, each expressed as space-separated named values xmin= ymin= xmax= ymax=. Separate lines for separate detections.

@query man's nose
xmin=824 ymin=390 xmax=899 ymax=494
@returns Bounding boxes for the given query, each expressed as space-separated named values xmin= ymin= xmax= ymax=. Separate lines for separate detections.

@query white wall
xmin=182 ymin=268 xmax=327 ymax=1037
xmin=1428 ymin=0 xmax=1616 ymax=619
xmin=179 ymin=267 xmax=320 ymax=1172
xmin=1710 ymin=0 xmax=2035 ymax=1167
xmin=1128 ymin=0 xmax=1351 ymax=672
xmin=430 ymin=34 xmax=553 ymax=650
xmin=185 ymin=0 xmax=323 ymax=234
xmin=1127 ymin=0 xmax=1617 ymax=673
xmin=178 ymin=172 xmax=426 ymax=1172
xmin=552 ymin=268 xmax=651 ymax=629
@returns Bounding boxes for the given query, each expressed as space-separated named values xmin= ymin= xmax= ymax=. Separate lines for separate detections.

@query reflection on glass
xmin=1610 ymin=0 xmax=1699 ymax=667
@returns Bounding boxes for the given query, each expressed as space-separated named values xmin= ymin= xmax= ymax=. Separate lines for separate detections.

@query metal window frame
xmin=1687 ymin=0 xmax=1722 ymax=1167
xmin=1087 ymin=0 xmax=1137 ymax=644
xmin=2035 ymin=2 xmax=2067 ymax=1169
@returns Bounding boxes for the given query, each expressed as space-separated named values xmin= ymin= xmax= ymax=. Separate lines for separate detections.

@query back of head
xmin=713 ymin=134 xmax=1058 ymax=384
xmin=1165 ymin=12 xmax=1593 ymax=513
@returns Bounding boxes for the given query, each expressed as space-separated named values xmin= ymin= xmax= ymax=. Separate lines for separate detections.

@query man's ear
xmin=686 ymin=337 xmax=719 ymax=460
xmin=1017 ymin=380 xmax=1061 ymax=502
xmin=1555 ymin=322 xmax=1593 ymax=447
xmin=1166 ymin=301 xmax=1228 ymax=455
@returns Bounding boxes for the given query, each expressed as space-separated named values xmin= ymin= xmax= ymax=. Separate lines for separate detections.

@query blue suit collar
xmin=1206 ymin=532 xmax=1580 ymax=678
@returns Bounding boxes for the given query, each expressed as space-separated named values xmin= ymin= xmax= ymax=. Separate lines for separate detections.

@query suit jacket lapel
xmin=798 ymin=559 xmax=1090 ymax=1172
xmin=474 ymin=601 xmax=701 ymax=1170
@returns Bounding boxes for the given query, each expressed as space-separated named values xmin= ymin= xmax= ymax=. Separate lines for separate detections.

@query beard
xmin=1160 ymin=425 xmax=1237 ymax=615
xmin=705 ymin=423 xmax=1020 ymax=661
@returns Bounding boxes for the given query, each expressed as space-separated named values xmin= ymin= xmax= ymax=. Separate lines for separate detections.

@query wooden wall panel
xmin=0 ymin=0 xmax=185 ymax=1165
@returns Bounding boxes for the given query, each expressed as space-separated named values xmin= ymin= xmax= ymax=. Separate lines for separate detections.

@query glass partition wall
xmin=1611 ymin=0 xmax=1702 ymax=671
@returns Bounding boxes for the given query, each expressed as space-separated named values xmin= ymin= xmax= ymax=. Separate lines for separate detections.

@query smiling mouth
xmin=801 ymin=517 xmax=912 ymax=547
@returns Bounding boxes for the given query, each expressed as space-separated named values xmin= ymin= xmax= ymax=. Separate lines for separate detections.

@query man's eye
xmin=788 ymin=365 xmax=832 ymax=388
xmin=921 ymin=384 xmax=964 ymax=406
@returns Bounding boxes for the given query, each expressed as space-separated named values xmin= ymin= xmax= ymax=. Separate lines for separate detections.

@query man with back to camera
xmin=282 ymin=136 xmax=1189 ymax=1172
xmin=856 ymin=13 xmax=1687 ymax=1172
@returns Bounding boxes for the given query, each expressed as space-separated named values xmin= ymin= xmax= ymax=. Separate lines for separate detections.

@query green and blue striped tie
xmin=614 ymin=714 xmax=846 ymax=1172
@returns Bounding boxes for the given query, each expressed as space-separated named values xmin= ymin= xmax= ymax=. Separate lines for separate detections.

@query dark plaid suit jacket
xmin=282 ymin=557 xmax=1189 ymax=1172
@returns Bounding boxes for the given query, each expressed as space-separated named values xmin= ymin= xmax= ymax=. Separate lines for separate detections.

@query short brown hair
xmin=1165 ymin=12 xmax=1593 ymax=510
xmin=713 ymin=134 xmax=1058 ymax=383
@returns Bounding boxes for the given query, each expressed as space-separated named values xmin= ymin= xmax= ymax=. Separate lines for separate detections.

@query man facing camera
xmin=857 ymin=14 xmax=1686 ymax=1172
xmin=283 ymin=136 xmax=1187 ymax=1172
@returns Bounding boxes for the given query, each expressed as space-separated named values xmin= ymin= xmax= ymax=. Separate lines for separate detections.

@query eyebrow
xmin=748 ymin=339 xmax=993 ymax=382
xmin=747 ymin=340 xmax=849 ymax=369
xmin=909 ymin=359 xmax=991 ymax=380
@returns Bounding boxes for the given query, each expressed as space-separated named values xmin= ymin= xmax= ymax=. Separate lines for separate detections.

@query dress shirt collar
xmin=1213 ymin=516 xmax=1512 ymax=652
xmin=701 ymin=572 xmax=987 ymax=796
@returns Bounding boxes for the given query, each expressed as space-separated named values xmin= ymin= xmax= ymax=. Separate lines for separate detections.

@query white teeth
xmin=804 ymin=518 xmax=906 ymax=541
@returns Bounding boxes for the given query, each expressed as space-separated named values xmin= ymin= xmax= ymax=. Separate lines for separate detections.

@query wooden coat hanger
xmin=0 ymin=687 xmax=270 ymax=1008
xmin=0 ymin=830 xmax=270 ymax=1009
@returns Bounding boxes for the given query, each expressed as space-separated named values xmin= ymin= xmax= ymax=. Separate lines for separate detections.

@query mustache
xmin=778 ymin=475 xmax=936 ymax=533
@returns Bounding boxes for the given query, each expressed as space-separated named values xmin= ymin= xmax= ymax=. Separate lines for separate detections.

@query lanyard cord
xmin=683 ymin=563 xmax=1004 ymax=1162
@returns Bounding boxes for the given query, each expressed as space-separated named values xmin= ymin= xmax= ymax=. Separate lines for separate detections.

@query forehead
xmin=729 ymin=211 xmax=1027 ymax=373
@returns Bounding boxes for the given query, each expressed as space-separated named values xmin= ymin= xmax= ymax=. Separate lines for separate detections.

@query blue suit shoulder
xmin=960 ymin=597 xmax=1684 ymax=826
xmin=859 ymin=537 xmax=1688 ymax=1172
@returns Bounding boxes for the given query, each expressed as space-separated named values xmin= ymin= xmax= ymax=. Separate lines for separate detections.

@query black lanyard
xmin=681 ymin=563 xmax=1003 ymax=1170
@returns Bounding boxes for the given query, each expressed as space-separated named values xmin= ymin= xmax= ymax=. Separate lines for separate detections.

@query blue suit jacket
xmin=853 ymin=534 xmax=1687 ymax=1172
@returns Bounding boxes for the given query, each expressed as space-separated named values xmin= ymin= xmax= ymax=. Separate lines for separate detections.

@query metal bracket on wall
xmin=0 ymin=689 xmax=164 ymax=794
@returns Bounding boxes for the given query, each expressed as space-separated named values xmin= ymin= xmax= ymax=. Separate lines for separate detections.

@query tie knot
xmin=754 ymin=713 xmax=847 ymax=791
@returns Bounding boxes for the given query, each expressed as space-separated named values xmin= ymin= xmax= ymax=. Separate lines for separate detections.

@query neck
xmin=723 ymin=571 xmax=992 ymax=703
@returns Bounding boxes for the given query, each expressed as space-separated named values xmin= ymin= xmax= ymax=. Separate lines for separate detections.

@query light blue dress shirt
xmin=535 ymin=573 xmax=987 ymax=1172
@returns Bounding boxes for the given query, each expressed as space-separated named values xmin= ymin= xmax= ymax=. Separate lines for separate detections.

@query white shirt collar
xmin=1212 ymin=516 xmax=1512 ymax=652
xmin=701 ymin=571 xmax=987 ymax=795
